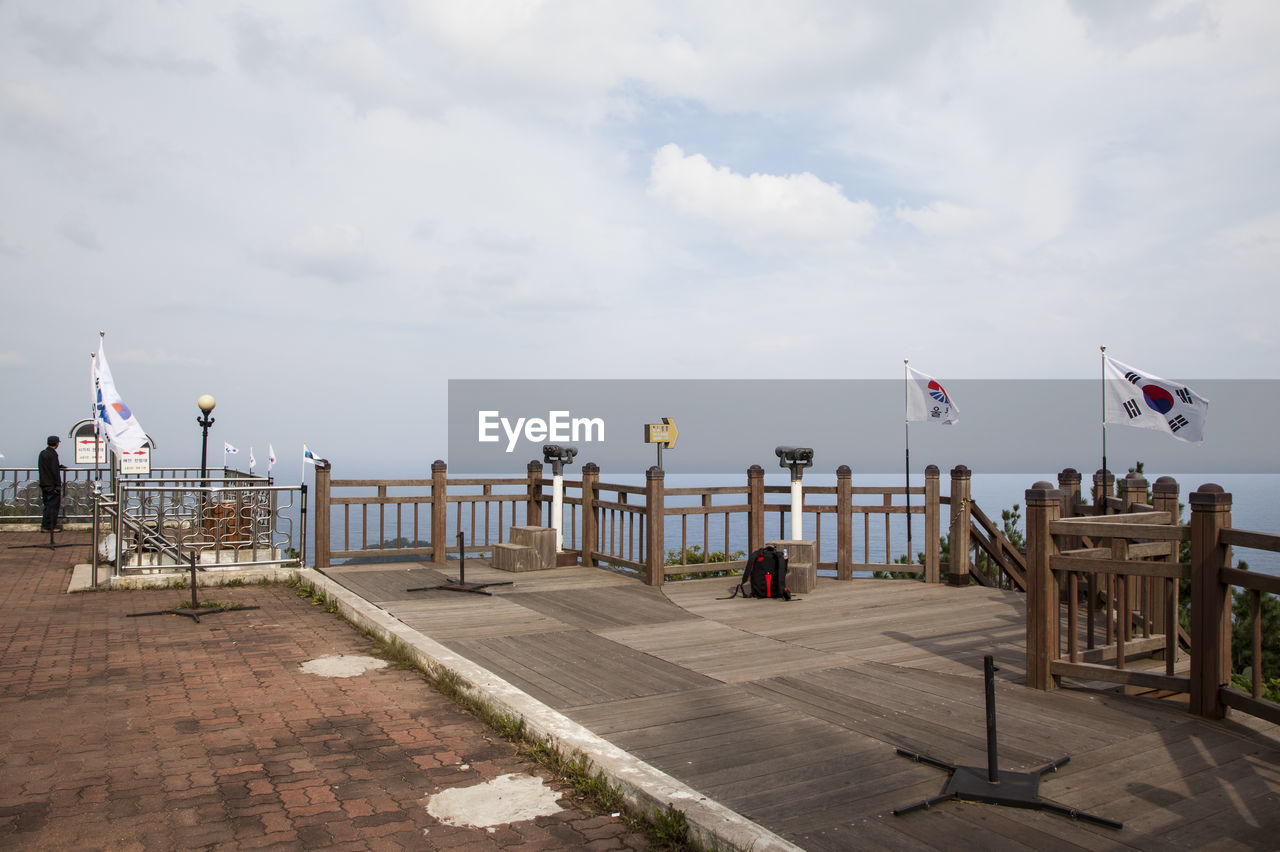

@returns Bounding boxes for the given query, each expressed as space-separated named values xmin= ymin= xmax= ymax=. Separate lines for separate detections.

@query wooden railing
xmin=313 ymin=460 xmax=958 ymax=585
xmin=1025 ymin=473 xmax=1280 ymax=726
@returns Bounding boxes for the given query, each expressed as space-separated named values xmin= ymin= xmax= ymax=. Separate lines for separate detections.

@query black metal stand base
xmin=892 ymin=656 xmax=1121 ymax=830
xmin=408 ymin=532 xmax=512 ymax=597
xmin=8 ymin=528 xmax=78 ymax=550
xmin=127 ymin=604 xmax=261 ymax=624
xmin=127 ymin=558 xmax=260 ymax=624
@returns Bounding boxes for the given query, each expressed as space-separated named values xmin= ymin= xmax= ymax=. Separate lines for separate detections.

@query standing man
xmin=38 ymin=435 xmax=67 ymax=532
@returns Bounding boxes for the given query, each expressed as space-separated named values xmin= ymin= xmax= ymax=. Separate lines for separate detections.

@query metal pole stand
xmin=891 ymin=655 xmax=1122 ymax=830
xmin=407 ymin=532 xmax=512 ymax=597
xmin=127 ymin=554 xmax=261 ymax=624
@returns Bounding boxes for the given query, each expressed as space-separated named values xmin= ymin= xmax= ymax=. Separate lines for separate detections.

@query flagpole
xmin=904 ymin=359 xmax=912 ymax=568
xmin=90 ymin=349 xmax=100 ymax=487
xmin=1100 ymin=345 xmax=1107 ymax=516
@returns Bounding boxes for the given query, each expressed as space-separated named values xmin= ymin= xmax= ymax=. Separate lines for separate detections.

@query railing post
xmin=836 ymin=465 xmax=853 ymax=581
xmin=1056 ymin=468 xmax=1083 ymax=555
xmin=924 ymin=465 xmax=940 ymax=584
xmin=1120 ymin=472 xmax=1149 ymax=511
xmin=526 ymin=460 xmax=543 ymax=528
xmin=314 ymin=461 xmax=331 ymax=570
xmin=948 ymin=465 xmax=972 ymax=585
xmin=581 ymin=462 xmax=599 ymax=567
xmin=645 ymin=466 xmax=665 ymax=587
xmin=1151 ymin=476 xmax=1181 ymax=641
xmin=1025 ymin=481 xmax=1062 ymax=690
xmin=747 ymin=464 xmax=764 ymax=556
xmin=431 ymin=460 xmax=447 ymax=565
xmin=1093 ymin=468 xmax=1115 ymax=513
xmin=1057 ymin=468 xmax=1081 ymax=519
xmin=1189 ymin=484 xmax=1232 ymax=719
xmin=1119 ymin=471 xmax=1149 ymax=622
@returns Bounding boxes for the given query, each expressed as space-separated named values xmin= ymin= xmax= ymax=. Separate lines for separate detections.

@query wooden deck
xmin=326 ymin=560 xmax=1280 ymax=850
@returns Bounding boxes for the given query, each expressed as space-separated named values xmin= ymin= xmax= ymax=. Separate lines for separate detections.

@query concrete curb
xmin=68 ymin=564 xmax=296 ymax=593
xmin=296 ymin=567 xmax=803 ymax=852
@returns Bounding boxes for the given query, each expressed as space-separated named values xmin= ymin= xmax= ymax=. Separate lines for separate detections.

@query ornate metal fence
xmin=93 ymin=476 xmax=302 ymax=576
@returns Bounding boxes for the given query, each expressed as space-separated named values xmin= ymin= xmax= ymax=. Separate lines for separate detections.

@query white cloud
xmin=264 ymin=224 xmax=377 ymax=284
xmin=58 ymin=216 xmax=101 ymax=251
xmin=648 ymin=143 xmax=876 ymax=250
xmin=110 ymin=349 xmax=214 ymax=368
xmin=895 ymin=201 xmax=994 ymax=239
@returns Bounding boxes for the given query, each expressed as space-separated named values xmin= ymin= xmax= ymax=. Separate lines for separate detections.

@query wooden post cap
xmin=1025 ymin=482 xmax=1060 ymax=502
xmin=1189 ymin=483 xmax=1231 ymax=507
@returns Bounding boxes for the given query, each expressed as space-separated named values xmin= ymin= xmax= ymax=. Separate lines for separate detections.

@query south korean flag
xmin=1103 ymin=356 xmax=1208 ymax=443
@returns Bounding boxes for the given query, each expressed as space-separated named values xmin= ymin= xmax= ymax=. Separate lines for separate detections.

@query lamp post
xmin=197 ymin=395 xmax=216 ymax=487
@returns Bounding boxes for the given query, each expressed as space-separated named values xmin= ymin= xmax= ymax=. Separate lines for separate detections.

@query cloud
xmin=109 ymin=349 xmax=214 ymax=368
xmin=648 ymin=143 xmax=876 ymax=250
xmin=895 ymin=201 xmax=994 ymax=238
xmin=262 ymin=224 xmax=377 ymax=284
xmin=58 ymin=216 xmax=101 ymax=251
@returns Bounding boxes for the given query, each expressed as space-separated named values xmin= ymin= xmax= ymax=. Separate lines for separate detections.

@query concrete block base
xmin=767 ymin=539 xmax=817 ymax=594
xmin=493 ymin=542 xmax=542 ymax=573
xmin=510 ymin=526 xmax=556 ymax=568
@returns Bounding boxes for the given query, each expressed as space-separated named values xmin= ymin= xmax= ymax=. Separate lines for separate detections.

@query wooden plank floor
xmin=326 ymin=561 xmax=1280 ymax=850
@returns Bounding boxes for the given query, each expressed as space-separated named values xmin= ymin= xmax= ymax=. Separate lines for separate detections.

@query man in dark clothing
xmin=38 ymin=435 xmax=67 ymax=532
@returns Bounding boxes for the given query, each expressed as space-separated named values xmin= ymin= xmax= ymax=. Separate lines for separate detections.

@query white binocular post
xmin=775 ymin=446 xmax=814 ymax=543
xmin=552 ymin=472 xmax=564 ymax=551
xmin=542 ymin=444 xmax=578 ymax=553
xmin=791 ymin=478 xmax=804 ymax=540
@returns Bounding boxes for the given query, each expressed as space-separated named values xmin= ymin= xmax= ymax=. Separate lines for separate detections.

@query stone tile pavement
xmin=0 ymin=531 xmax=650 ymax=850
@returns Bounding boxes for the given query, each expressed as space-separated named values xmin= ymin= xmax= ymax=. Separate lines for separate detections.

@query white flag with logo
xmin=268 ymin=444 xmax=276 ymax=472
xmin=93 ymin=339 xmax=148 ymax=453
xmin=249 ymin=446 xmax=256 ymax=472
xmin=906 ymin=366 xmax=959 ymax=425
xmin=224 ymin=442 xmax=239 ymax=455
xmin=303 ymin=443 xmax=322 ymax=465
xmin=1103 ymin=356 xmax=1208 ymax=443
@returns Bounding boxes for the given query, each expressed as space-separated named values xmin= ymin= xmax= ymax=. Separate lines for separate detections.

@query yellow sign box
xmin=643 ymin=418 xmax=678 ymax=449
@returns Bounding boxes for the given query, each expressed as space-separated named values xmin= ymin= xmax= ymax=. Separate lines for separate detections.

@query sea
xmin=303 ymin=470 xmax=1280 ymax=577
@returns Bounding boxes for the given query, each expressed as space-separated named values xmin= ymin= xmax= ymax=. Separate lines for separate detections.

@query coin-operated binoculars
xmin=775 ymin=446 xmax=814 ymax=540
xmin=542 ymin=444 xmax=578 ymax=551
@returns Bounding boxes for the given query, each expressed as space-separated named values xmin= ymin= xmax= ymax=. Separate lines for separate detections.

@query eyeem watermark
xmin=478 ymin=410 xmax=605 ymax=453
xmin=450 ymin=379 xmax=1280 ymax=474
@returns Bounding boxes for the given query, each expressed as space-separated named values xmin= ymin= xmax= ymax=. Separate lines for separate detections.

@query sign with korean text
xmin=643 ymin=418 xmax=679 ymax=449
xmin=118 ymin=447 xmax=151 ymax=475
xmin=75 ymin=437 xmax=107 ymax=465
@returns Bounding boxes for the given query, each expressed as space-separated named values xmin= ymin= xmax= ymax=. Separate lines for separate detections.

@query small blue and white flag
xmin=906 ymin=366 xmax=959 ymax=425
xmin=303 ymin=443 xmax=322 ymax=465
xmin=224 ymin=442 xmax=239 ymax=455
xmin=249 ymin=446 xmax=256 ymax=473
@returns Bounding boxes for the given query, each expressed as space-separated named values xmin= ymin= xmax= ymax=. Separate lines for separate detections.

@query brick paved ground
xmin=0 ymin=532 xmax=650 ymax=850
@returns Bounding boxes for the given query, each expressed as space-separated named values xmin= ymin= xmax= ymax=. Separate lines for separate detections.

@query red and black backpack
xmin=728 ymin=545 xmax=792 ymax=601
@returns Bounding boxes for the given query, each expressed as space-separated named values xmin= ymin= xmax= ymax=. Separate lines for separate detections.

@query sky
xmin=2 ymin=0 xmax=1278 ymax=478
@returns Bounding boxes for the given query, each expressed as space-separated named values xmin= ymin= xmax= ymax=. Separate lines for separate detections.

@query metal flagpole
xmin=905 ymin=359 xmax=912 ymax=566
xmin=90 ymin=349 xmax=100 ymax=487
xmin=1100 ymin=345 xmax=1107 ymax=516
